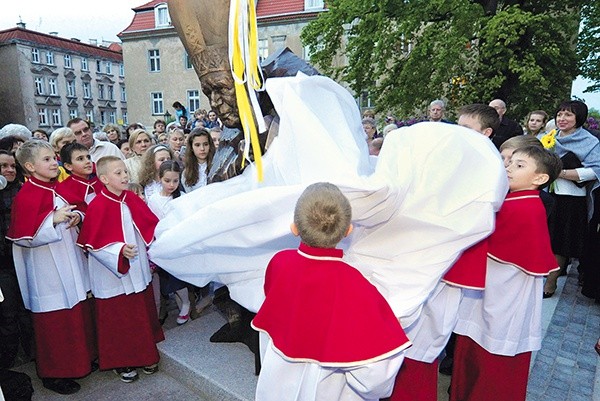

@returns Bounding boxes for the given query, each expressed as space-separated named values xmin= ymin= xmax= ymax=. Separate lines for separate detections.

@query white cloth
xmin=149 ymin=73 xmax=507 ymax=321
xmin=454 ymin=258 xmax=544 ymax=356
xmin=182 ymin=162 xmax=207 ymax=193
xmin=89 ymin=139 xmax=124 ymax=163
xmin=12 ymin=197 xmax=89 ymax=312
xmin=256 ymin=334 xmax=404 ymax=401
xmin=144 ymin=180 xmax=162 ymax=201
xmin=403 ymin=282 xmax=462 ymax=363
xmin=148 ymin=192 xmax=172 ymax=219
xmin=86 ymin=204 xmax=153 ymax=299
xmin=125 ymin=155 xmax=143 ymax=184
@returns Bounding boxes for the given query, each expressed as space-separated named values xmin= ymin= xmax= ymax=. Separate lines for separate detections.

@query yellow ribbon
xmin=229 ymin=0 xmax=265 ymax=181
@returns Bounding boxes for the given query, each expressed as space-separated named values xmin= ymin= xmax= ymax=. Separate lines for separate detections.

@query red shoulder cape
xmin=442 ymin=238 xmax=488 ymax=289
xmin=55 ymin=175 xmax=104 ymax=214
xmin=6 ymin=177 xmax=58 ymax=240
xmin=252 ymin=243 xmax=411 ymax=367
xmin=77 ymin=188 xmax=158 ymax=250
xmin=488 ymin=190 xmax=559 ymax=275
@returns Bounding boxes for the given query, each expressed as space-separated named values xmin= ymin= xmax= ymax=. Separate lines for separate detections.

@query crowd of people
xmin=0 ymin=94 xmax=599 ymax=401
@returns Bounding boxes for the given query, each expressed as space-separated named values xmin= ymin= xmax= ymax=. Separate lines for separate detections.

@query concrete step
xmin=158 ymin=306 xmax=258 ymax=401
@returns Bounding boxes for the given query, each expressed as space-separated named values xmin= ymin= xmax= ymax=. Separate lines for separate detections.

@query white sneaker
xmin=114 ymin=367 xmax=138 ymax=383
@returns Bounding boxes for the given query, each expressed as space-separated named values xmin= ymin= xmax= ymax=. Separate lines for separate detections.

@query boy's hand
xmin=66 ymin=212 xmax=81 ymax=228
xmin=53 ymin=205 xmax=77 ymax=226
xmin=122 ymin=244 xmax=138 ymax=259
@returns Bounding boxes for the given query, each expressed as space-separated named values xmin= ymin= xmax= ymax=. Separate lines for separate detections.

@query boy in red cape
xmin=6 ymin=140 xmax=95 ymax=395
xmin=77 ymin=156 xmax=164 ymax=383
xmin=56 ymin=142 xmax=103 ymax=213
xmin=450 ymin=146 xmax=562 ymax=401
xmin=252 ymin=182 xmax=411 ymax=401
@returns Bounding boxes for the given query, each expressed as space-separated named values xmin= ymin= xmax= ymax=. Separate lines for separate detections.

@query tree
xmin=302 ymin=0 xmax=584 ymax=120
xmin=578 ymin=1 xmax=600 ymax=92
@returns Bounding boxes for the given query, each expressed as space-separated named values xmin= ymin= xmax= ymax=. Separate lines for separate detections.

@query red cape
xmin=252 ymin=243 xmax=411 ymax=367
xmin=6 ymin=177 xmax=60 ymax=240
xmin=443 ymin=238 xmax=488 ymax=290
xmin=488 ymin=190 xmax=559 ymax=276
xmin=56 ymin=174 xmax=104 ymax=214
xmin=77 ymin=188 xmax=158 ymax=250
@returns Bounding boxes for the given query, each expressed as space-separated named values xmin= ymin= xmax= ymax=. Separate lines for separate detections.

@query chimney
xmin=89 ymin=39 xmax=97 ymax=46
xmin=49 ymin=31 xmax=58 ymax=36
xmin=16 ymin=22 xmax=26 ymax=29
xmin=71 ymin=38 xmax=81 ymax=42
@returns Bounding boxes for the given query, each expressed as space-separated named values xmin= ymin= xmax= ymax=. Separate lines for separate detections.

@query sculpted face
xmin=201 ymin=71 xmax=240 ymax=128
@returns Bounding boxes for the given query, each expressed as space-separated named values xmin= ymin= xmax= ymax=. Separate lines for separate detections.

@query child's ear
xmin=482 ymin=127 xmax=493 ymax=138
xmin=99 ymin=175 xmax=109 ymax=185
xmin=23 ymin=161 xmax=35 ymax=174
xmin=344 ymin=224 xmax=354 ymax=237
xmin=290 ymin=223 xmax=299 ymax=236
xmin=533 ymin=173 xmax=549 ymax=187
xmin=63 ymin=162 xmax=73 ymax=173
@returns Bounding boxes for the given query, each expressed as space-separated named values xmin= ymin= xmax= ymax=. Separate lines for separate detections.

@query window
xmin=98 ymin=84 xmax=105 ymax=100
xmin=106 ymin=61 xmax=112 ymax=74
xmin=66 ymin=80 xmax=76 ymax=97
xmin=69 ymin=108 xmax=78 ymax=120
xmin=81 ymin=57 xmax=89 ymax=71
xmin=108 ymin=85 xmax=114 ymax=100
xmin=119 ymin=63 xmax=125 ymax=77
xmin=151 ymin=92 xmax=164 ymax=115
xmin=35 ymin=77 xmax=44 ymax=95
xmin=121 ymin=86 xmax=127 ymax=102
xmin=187 ymin=90 xmax=200 ymax=112
xmin=48 ymin=78 xmax=58 ymax=96
xmin=148 ymin=49 xmax=161 ymax=72
xmin=38 ymin=108 xmax=48 ymax=126
xmin=46 ymin=51 xmax=54 ymax=65
xmin=258 ymin=39 xmax=269 ymax=60
xmin=100 ymin=110 xmax=108 ymax=125
xmin=96 ymin=60 xmax=102 ymax=72
xmin=64 ymin=54 xmax=72 ymax=68
xmin=304 ymin=0 xmax=324 ymax=10
xmin=83 ymin=82 xmax=91 ymax=98
xmin=122 ymin=110 xmax=128 ymax=125
xmin=32 ymin=48 xmax=40 ymax=63
xmin=52 ymin=109 xmax=62 ymax=126
xmin=185 ymin=52 xmax=193 ymax=69
xmin=109 ymin=111 xmax=116 ymax=124
xmin=85 ymin=109 xmax=94 ymax=122
xmin=155 ymin=4 xmax=170 ymax=27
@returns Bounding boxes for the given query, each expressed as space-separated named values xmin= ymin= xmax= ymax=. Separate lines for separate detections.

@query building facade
xmin=119 ymin=0 xmax=326 ymax=127
xmin=0 ymin=25 xmax=127 ymax=131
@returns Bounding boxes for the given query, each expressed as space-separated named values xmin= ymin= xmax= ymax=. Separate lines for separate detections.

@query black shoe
xmin=543 ymin=291 xmax=555 ymax=299
xmin=42 ymin=378 xmax=81 ymax=395
xmin=91 ymin=360 xmax=99 ymax=372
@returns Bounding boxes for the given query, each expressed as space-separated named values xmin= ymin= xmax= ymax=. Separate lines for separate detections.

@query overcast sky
xmin=1 ymin=0 xmax=142 ymax=42
xmin=2 ymin=1 xmax=599 ymax=111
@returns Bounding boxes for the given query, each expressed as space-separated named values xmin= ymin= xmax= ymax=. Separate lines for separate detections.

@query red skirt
xmin=32 ymin=298 xmax=96 ymax=378
xmin=389 ymin=357 xmax=438 ymax=401
xmin=449 ymin=335 xmax=531 ymax=401
xmin=95 ymin=287 xmax=164 ymax=370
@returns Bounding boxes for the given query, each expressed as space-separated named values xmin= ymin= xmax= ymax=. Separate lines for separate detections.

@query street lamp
xmin=164 ymin=110 xmax=172 ymax=123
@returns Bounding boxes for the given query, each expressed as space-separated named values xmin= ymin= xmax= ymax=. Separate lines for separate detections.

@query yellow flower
xmin=540 ymin=130 xmax=557 ymax=150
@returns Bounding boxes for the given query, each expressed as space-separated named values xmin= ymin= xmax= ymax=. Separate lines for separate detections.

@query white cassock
xmin=149 ymin=73 xmax=507 ymax=325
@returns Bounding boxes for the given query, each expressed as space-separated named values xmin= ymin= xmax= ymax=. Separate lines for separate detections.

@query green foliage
xmin=302 ymin=0 xmax=587 ymax=120
xmin=579 ymin=1 xmax=600 ymax=92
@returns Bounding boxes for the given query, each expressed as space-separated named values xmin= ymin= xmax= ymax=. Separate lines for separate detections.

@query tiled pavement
xmin=527 ymin=268 xmax=600 ymax=401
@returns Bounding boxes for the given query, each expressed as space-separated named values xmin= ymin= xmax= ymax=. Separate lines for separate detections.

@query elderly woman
xmin=124 ymin=129 xmax=153 ymax=184
xmin=49 ymin=127 xmax=77 ymax=182
xmin=102 ymin=124 xmax=123 ymax=145
xmin=543 ymin=100 xmax=600 ymax=298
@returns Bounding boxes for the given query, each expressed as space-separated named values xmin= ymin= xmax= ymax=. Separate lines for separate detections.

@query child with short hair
xmin=7 ymin=140 xmax=95 ymax=395
xmin=77 ymin=156 xmax=164 ymax=383
xmin=252 ymin=182 xmax=411 ymax=401
xmin=56 ymin=142 xmax=103 ymax=213
xmin=450 ymin=146 xmax=563 ymax=401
